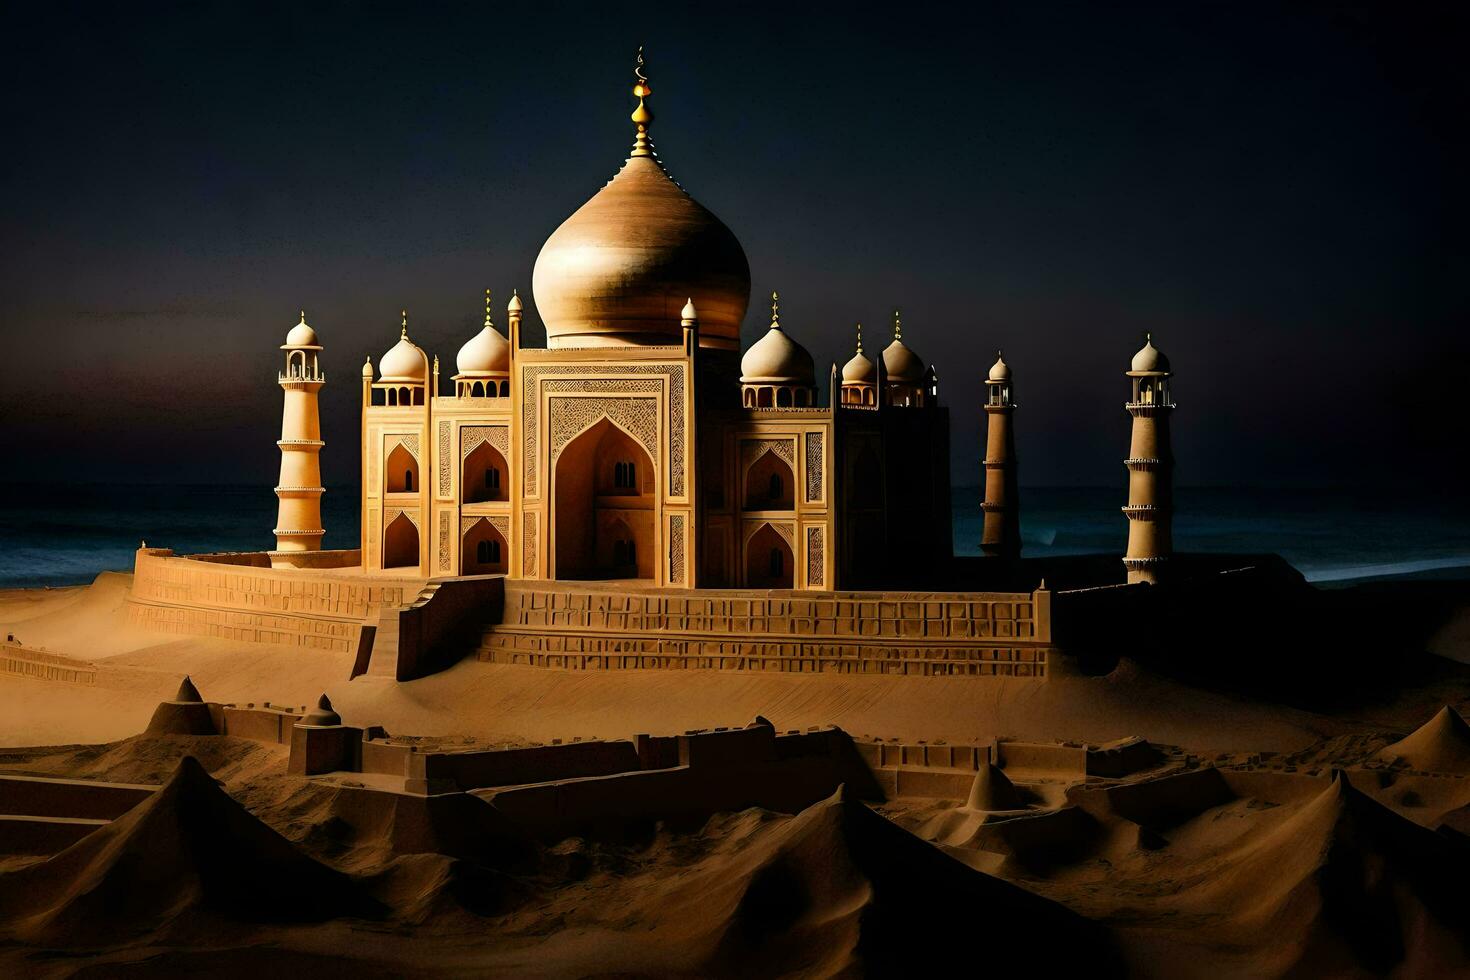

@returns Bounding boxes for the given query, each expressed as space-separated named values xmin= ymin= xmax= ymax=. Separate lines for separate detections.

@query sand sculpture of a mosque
xmin=128 ymin=54 xmax=1200 ymax=682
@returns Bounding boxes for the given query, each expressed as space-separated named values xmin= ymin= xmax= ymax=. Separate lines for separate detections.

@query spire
xmin=483 ymin=288 xmax=494 ymax=328
xmin=893 ymin=308 xmax=903 ymax=342
xmin=298 ymin=309 xmax=307 ymax=325
xmin=681 ymin=297 xmax=697 ymax=322
xmin=855 ymin=322 xmax=864 ymax=355
xmin=630 ymin=46 xmax=655 ymax=158
xmin=400 ymin=309 xmax=409 ymax=339
xmin=507 ymin=288 xmax=523 ymax=314
xmin=770 ymin=290 xmax=781 ymax=330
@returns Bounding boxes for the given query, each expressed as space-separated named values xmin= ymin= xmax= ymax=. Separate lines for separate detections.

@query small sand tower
xmin=272 ymin=312 xmax=326 ymax=566
xmin=981 ymin=352 xmax=1020 ymax=559
xmin=1122 ymin=334 xmax=1175 ymax=584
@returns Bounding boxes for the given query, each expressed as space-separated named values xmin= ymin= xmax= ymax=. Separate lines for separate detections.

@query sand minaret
xmin=981 ymin=352 xmax=1020 ymax=559
xmin=1122 ymin=334 xmax=1174 ymax=584
xmin=272 ymin=311 xmax=326 ymax=566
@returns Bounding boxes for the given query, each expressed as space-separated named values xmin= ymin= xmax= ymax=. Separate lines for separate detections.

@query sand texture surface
xmin=1 ymin=573 xmax=1469 ymax=976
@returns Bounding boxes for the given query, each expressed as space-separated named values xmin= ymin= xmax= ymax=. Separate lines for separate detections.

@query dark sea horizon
xmin=0 ymin=483 xmax=1467 ymax=590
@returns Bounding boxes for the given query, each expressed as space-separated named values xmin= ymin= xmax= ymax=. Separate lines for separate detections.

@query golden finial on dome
xmin=483 ymin=288 xmax=494 ymax=328
xmin=893 ymin=308 xmax=903 ymax=341
xmin=855 ymin=322 xmax=864 ymax=355
xmin=299 ymin=309 xmax=306 ymax=323
xmin=770 ymin=290 xmax=781 ymax=329
xmin=400 ymin=309 xmax=408 ymax=339
xmin=630 ymin=46 xmax=654 ymax=158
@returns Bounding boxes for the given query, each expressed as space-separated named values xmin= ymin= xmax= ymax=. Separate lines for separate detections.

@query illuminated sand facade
xmin=358 ymin=58 xmax=951 ymax=590
xmin=272 ymin=313 xmax=327 ymax=567
xmin=1122 ymin=335 xmax=1176 ymax=584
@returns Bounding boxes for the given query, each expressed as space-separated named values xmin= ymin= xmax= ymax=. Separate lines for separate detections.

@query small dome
xmin=883 ymin=339 xmax=925 ymax=384
xmin=1130 ymin=335 xmax=1170 ymax=374
xmin=379 ymin=328 xmax=426 ymax=383
xmin=842 ymin=351 xmax=875 ymax=384
xmin=361 ymin=356 xmax=374 ymax=378
xmin=301 ymin=693 xmax=341 ymax=727
xmin=741 ymin=304 xmax=814 ymax=386
xmin=456 ymin=324 xmax=509 ymax=376
xmin=681 ymin=298 xmax=697 ymax=322
xmin=507 ymin=290 xmax=523 ymax=314
xmin=284 ymin=312 xmax=318 ymax=348
xmin=988 ymin=353 xmax=1010 ymax=382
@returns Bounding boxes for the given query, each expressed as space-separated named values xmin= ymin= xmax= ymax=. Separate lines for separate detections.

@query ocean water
xmin=0 ymin=483 xmax=1467 ymax=590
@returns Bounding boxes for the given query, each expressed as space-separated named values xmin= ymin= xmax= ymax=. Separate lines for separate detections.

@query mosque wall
xmin=511 ymin=345 xmax=696 ymax=588
xmin=127 ymin=548 xmax=425 ymax=653
xmin=478 ymin=581 xmax=1052 ymax=678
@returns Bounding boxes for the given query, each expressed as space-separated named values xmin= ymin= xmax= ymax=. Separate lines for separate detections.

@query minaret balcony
xmin=980 ymin=501 xmax=1009 ymax=512
xmin=1121 ymin=504 xmax=1167 ymax=520
xmin=982 ymin=458 xmax=1017 ymax=469
xmin=277 ymin=439 xmax=325 ymax=451
xmin=1123 ymin=457 xmax=1164 ymax=470
xmin=1122 ymin=555 xmax=1169 ymax=568
xmin=278 ymin=372 xmax=326 ymax=386
xmin=1125 ymin=401 xmax=1175 ymax=416
xmin=274 ymin=485 xmax=326 ymax=497
xmin=983 ymin=402 xmax=1016 ymax=413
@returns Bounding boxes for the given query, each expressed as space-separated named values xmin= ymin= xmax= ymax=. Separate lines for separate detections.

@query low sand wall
xmin=1 ymin=644 xmax=96 ymax=684
xmin=126 ymin=548 xmax=424 ymax=654
xmin=480 ymin=583 xmax=1054 ymax=678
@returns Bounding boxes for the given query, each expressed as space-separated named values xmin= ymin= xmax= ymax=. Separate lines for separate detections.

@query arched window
xmin=403 ymin=469 xmax=414 ymax=492
xmin=628 ymin=540 xmax=637 ymax=567
xmin=485 ymin=468 xmax=499 ymax=491
xmin=768 ymin=473 xmax=782 ymax=501
xmin=614 ymin=460 xmax=636 ymax=490
xmin=613 ymin=540 xmax=627 ymax=566
xmin=477 ymin=540 xmax=491 ymax=564
xmin=769 ymin=548 xmax=784 ymax=578
xmin=489 ymin=539 xmax=500 ymax=563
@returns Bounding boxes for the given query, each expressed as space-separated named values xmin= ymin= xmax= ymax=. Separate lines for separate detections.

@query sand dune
xmin=1378 ymin=705 xmax=1470 ymax=773
xmin=0 ymin=756 xmax=379 ymax=947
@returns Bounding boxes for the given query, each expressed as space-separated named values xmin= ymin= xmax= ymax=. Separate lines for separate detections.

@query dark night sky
xmin=2 ymin=1 xmax=1466 ymax=490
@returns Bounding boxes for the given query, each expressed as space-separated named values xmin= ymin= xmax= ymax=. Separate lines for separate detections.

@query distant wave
xmin=1305 ymin=557 xmax=1470 ymax=583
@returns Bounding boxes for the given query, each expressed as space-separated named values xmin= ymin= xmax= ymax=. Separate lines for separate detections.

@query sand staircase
xmin=0 ymin=773 xmax=158 ymax=856
xmin=353 ymin=579 xmax=504 ymax=682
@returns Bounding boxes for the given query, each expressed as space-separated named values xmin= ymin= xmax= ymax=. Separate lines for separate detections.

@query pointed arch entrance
xmin=744 ymin=449 xmax=795 ymax=511
xmin=744 ymin=523 xmax=794 ymax=589
xmin=552 ymin=416 xmax=656 ymax=580
xmin=385 ymin=443 xmax=418 ymax=494
xmin=462 ymin=441 xmax=508 ymax=503
xmin=383 ymin=512 xmax=419 ymax=569
xmin=461 ymin=518 xmax=508 ymax=575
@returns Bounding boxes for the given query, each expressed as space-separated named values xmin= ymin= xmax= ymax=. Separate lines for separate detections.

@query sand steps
xmin=0 ymin=772 xmax=158 ymax=855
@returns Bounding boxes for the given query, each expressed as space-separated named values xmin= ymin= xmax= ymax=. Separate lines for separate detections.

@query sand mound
xmin=965 ymin=763 xmax=1024 ymax=811
xmin=1377 ymin=705 xmax=1470 ymax=773
xmin=699 ymin=790 xmax=1122 ymax=976
xmin=0 ymin=756 xmax=379 ymax=944
xmin=1187 ymin=772 xmax=1470 ymax=976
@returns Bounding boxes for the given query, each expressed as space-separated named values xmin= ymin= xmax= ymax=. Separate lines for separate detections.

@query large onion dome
xmin=988 ymin=352 xmax=1010 ymax=382
xmin=740 ymin=292 xmax=814 ymax=385
xmin=531 ymin=52 xmax=750 ymax=350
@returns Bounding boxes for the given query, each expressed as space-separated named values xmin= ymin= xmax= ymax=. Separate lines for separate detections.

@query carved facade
xmin=356 ymin=59 xmax=951 ymax=590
